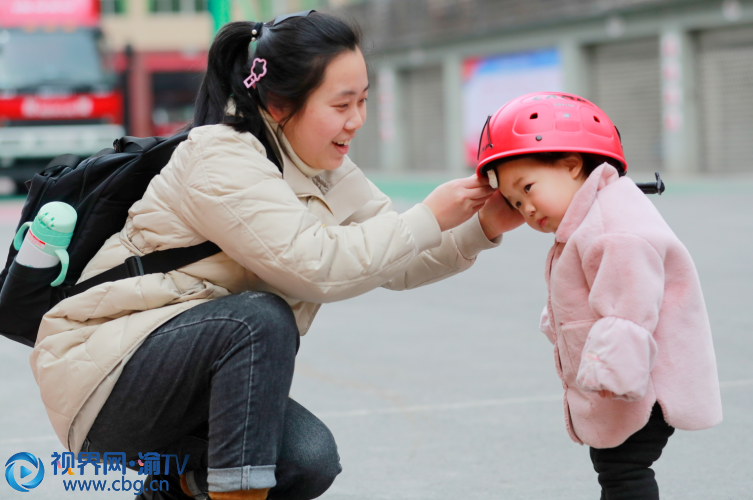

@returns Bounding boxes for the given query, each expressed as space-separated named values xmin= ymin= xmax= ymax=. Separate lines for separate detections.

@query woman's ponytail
xmin=190 ymin=22 xmax=266 ymax=136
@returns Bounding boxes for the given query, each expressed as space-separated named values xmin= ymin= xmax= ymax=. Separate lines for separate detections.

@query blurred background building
xmin=331 ymin=0 xmax=753 ymax=175
xmin=101 ymin=0 xmax=753 ymax=174
xmin=1 ymin=0 xmax=751 ymax=195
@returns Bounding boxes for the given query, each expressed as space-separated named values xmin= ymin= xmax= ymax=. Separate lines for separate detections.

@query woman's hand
xmin=422 ymin=175 xmax=495 ymax=232
xmin=478 ymin=189 xmax=525 ymax=240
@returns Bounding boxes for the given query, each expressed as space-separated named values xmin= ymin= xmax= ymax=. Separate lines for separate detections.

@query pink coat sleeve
xmin=576 ymin=234 xmax=662 ymax=401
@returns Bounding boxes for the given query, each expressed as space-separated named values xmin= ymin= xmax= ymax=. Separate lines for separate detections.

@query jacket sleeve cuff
xmin=401 ymin=204 xmax=442 ymax=253
xmin=575 ymin=316 xmax=658 ymax=401
xmin=451 ymin=212 xmax=502 ymax=260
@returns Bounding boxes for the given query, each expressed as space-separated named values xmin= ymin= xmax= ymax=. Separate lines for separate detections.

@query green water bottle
xmin=13 ymin=202 xmax=77 ymax=287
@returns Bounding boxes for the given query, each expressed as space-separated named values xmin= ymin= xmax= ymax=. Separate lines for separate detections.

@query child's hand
xmin=598 ymin=390 xmax=616 ymax=399
xmin=478 ymin=189 xmax=525 ymax=240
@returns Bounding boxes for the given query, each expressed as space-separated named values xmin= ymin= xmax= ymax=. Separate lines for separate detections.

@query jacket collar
xmin=260 ymin=110 xmax=373 ymax=224
xmin=555 ymin=163 xmax=620 ymax=243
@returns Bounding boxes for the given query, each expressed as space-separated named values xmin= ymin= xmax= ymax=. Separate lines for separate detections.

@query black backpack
xmin=0 ymin=132 xmax=227 ymax=347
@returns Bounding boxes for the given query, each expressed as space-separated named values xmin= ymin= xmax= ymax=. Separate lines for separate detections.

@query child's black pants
xmin=589 ymin=402 xmax=675 ymax=500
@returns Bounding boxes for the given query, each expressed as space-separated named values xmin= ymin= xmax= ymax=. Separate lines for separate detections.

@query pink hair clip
xmin=244 ymin=58 xmax=267 ymax=89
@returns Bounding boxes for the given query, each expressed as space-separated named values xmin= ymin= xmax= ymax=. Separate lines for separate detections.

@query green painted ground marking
xmin=1 ymin=176 xmax=750 ymax=206
xmin=0 ymin=196 xmax=27 ymax=204
xmin=368 ymin=178 xmax=452 ymax=202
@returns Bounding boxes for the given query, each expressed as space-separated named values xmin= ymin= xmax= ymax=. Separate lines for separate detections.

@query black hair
xmin=487 ymin=152 xmax=625 ymax=210
xmin=189 ymin=12 xmax=363 ymax=150
xmin=488 ymin=152 xmax=625 ymax=179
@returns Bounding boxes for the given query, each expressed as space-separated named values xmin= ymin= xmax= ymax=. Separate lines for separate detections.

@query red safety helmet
xmin=475 ymin=92 xmax=627 ymax=179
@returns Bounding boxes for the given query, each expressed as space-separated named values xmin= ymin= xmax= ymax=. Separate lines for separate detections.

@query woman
xmin=31 ymin=11 xmax=522 ymax=500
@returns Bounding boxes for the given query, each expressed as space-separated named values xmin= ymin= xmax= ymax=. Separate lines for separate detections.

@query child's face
xmin=494 ymin=154 xmax=585 ymax=233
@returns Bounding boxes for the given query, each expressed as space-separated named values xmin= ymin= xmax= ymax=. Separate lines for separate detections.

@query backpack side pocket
xmin=0 ymin=260 xmax=59 ymax=347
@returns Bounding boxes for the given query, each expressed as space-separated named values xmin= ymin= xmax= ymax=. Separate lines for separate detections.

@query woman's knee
xmin=275 ymin=448 xmax=341 ymax=500
xmin=295 ymin=429 xmax=342 ymax=487
xmin=274 ymin=400 xmax=342 ymax=498
xmin=283 ymin=453 xmax=341 ymax=500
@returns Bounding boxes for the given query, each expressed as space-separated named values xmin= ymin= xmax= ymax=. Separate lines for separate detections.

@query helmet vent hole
xmin=530 ymin=113 xmax=538 ymax=119
xmin=594 ymin=116 xmax=601 ymax=123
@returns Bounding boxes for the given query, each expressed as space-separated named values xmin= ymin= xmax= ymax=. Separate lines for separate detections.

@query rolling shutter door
xmin=698 ymin=25 xmax=753 ymax=172
xmin=402 ymin=65 xmax=446 ymax=171
xmin=347 ymin=72 xmax=381 ymax=171
xmin=588 ymin=38 xmax=662 ymax=173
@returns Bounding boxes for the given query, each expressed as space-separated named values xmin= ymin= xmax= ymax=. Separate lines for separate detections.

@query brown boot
xmin=209 ymin=489 xmax=270 ymax=500
xmin=179 ymin=474 xmax=195 ymax=497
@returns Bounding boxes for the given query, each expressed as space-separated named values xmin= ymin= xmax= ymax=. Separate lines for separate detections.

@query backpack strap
xmin=64 ymin=241 xmax=221 ymax=299
xmin=43 ymin=154 xmax=80 ymax=172
xmin=37 ymin=154 xmax=81 ymax=179
xmin=62 ymin=129 xmax=277 ymax=300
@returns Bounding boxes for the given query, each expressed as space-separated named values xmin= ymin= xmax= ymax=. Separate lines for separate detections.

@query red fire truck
xmin=0 ymin=0 xmax=123 ymax=194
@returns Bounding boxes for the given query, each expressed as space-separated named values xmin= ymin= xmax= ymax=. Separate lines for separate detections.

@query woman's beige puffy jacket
xmin=30 ymin=115 xmax=500 ymax=453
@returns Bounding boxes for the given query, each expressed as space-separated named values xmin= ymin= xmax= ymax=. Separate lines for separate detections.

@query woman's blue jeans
xmin=84 ymin=292 xmax=342 ymax=499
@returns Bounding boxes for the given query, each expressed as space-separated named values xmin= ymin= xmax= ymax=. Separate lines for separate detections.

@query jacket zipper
xmin=546 ymin=242 xmax=558 ymax=328
xmin=548 ymin=242 xmax=566 ymax=384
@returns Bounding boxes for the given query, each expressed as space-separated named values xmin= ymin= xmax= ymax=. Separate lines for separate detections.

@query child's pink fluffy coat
xmin=540 ymin=164 xmax=722 ymax=449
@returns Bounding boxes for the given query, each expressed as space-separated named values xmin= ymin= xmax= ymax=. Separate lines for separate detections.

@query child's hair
xmin=490 ymin=152 xmax=626 ymax=211
xmin=489 ymin=152 xmax=626 ymax=178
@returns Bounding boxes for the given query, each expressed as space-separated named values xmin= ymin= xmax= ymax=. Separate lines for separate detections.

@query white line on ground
xmin=317 ymin=379 xmax=753 ymax=419
xmin=0 ymin=435 xmax=59 ymax=446
xmin=718 ymin=378 xmax=753 ymax=389
xmin=0 ymin=382 xmax=748 ymax=443
xmin=317 ymin=394 xmax=563 ymax=418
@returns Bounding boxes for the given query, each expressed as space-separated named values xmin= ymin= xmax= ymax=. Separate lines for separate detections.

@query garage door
xmin=347 ymin=71 xmax=381 ymax=171
xmin=402 ymin=65 xmax=446 ymax=171
xmin=698 ymin=25 xmax=753 ymax=172
xmin=588 ymin=38 xmax=662 ymax=173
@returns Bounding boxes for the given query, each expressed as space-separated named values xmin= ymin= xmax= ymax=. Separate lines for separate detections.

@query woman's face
xmin=278 ymin=47 xmax=369 ymax=171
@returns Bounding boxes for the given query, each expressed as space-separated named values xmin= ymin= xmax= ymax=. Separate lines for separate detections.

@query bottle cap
xmin=30 ymin=202 xmax=77 ymax=248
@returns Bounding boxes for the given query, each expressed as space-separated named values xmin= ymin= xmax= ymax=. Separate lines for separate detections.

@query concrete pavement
xmin=0 ymin=177 xmax=750 ymax=499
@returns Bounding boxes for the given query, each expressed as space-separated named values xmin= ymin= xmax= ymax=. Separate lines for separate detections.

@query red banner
xmin=0 ymin=0 xmax=100 ymax=28
xmin=0 ymin=93 xmax=122 ymax=123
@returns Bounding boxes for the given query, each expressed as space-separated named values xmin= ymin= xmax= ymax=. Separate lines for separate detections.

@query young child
xmin=476 ymin=92 xmax=722 ymax=499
